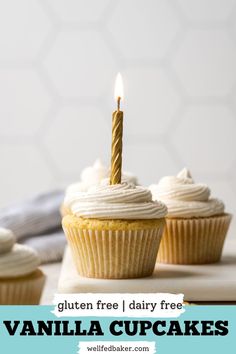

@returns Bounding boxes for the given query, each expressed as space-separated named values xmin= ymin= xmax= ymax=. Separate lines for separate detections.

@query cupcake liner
xmin=0 ymin=269 xmax=46 ymax=305
xmin=157 ymin=214 xmax=232 ymax=265
xmin=63 ymin=221 xmax=165 ymax=279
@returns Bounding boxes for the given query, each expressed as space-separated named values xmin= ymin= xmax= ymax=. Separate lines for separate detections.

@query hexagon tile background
xmin=0 ymin=0 xmax=236 ymax=237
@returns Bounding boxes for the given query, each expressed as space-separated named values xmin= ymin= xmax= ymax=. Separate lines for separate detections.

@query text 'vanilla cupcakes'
xmin=62 ymin=182 xmax=167 ymax=279
xmin=0 ymin=228 xmax=45 ymax=304
xmin=150 ymin=168 xmax=232 ymax=265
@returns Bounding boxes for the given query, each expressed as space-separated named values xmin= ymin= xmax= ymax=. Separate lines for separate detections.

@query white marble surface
xmin=40 ymin=262 xmax=61 ymax=305
xmin=57 ymin=239 xmax=236 ymax=302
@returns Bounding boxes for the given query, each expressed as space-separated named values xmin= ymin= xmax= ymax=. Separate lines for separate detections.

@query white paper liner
xmin=64 ymin=226 xmax=164 ymax=279
xmin=157 ymin=214 xmax=232 ymax=264
xmin=0 ymin=269 xmax=45 ymax=305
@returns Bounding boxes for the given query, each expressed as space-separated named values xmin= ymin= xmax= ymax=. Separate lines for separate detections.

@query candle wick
xmin=117 ymin=96 xmax=121 ymax=111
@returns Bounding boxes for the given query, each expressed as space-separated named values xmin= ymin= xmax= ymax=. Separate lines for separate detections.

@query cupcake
xmin=61 ymin=159 xmax=138 ymax=217
xmin=149 ymin=168 xmax=232 ymax=264
xmin=0 ymin=228 xmax=45 ymax=304
xmin=62 ymin=182 xmax=167 ymax=279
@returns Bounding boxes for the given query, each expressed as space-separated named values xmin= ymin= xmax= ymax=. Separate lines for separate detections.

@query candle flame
xmin=114 ymin=73 xmax=124 ymax=102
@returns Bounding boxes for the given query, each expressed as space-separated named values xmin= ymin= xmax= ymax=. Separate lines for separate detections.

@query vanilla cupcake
xmin=62 ymin=182 xmax=167 ymax=279
xmin=61 ymin=159 xmax=138 ymax=217
xmin=150 ymin=168 xmax=232 ymax=264
xmin=0 ymin=228 xmax=45 ymax=304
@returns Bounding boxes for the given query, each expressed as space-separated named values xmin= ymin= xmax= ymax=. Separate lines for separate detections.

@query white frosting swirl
xmin=150 ymin=168 xmax=225 ymax=218
xmin=65 ymin=159 xmax=138 ymax=197
xmin=67 ymin=182 xmax=167 ymax=219
xmin=81 ymin=159 xmax=109 ymax=187
xmin=0 ymin=244 xmax=40 ymax=278
xmin=0 ymin=228 xmax=15 ymax=254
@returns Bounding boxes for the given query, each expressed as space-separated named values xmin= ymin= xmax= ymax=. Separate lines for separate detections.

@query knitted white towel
xmin=0 ymin=190 xmax=66 ymax=264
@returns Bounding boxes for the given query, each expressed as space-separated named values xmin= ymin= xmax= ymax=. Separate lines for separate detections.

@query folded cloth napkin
xmin=0 ymin=190 xmax=66 ymax=264
xmin=21 ymin=230 xmax=66 ymax=264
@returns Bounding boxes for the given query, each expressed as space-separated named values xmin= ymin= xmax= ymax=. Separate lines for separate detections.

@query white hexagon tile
xmin=0 ymin=144 xmax=52 ymax=206
xmin=47 ymin=0 xmax=111 ymax=23
xmin=107 ymin=0 xmax=181 ymax=60
xmin=172 ymin=29 xmax=236 ymax=97
xmin=43 ymin=105 xmax=110 ymax=176
xmin=0 ymin=0 xmax=51 ymax=62
xmin=0 ymin=0 xmax=236 ymax=237
xmin=177 ymin=0 xmax=235 ymax=22
xmin=44 ymin=30 xmax=117 ymax=98
xmin=0 ymin=69 xmax=51 ymax=136
xmin=123 ymin=143 xmax=179 ymax=186
xmin=122 ymin=66 xmax=181 ymax=136
xmin=172 ymin=105 xmax=236 ymax=175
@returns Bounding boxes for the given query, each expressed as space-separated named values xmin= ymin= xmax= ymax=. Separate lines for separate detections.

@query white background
xmin=0 ymin=0 xmax=235 ymax=237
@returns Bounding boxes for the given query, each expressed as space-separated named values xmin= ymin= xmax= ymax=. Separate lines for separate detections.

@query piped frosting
xmin=0 ymin=228 xmax=39 ymax=278
xmin=149 ymin=168 xmax=225 ymax=218
xmin=66 ymin=182 xmax=167 ymax=220
xmin=65 ymin=159 xmax=138 ymax=197
xmin=0 ymin=227 xmax=15 ymax=254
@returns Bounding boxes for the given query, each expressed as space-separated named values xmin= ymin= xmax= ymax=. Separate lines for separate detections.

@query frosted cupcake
xmin=0 ymin=228 xmax=45 ymax=304
xmin=61 ymin=159 xmax=138 ymax=216
xmin=149 ymin=168 xmax=232 ymax=264
xmin=62 ymin=182 xmax=167 ymax=279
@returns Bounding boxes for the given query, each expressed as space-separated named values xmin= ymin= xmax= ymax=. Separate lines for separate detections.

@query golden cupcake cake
xmin=62 ymin=181 xmax=167 ymax=279
xmin=61 ymin=159 xmax=138 ymax=217
xmin=150 ymin=168 xmax=232 ymax=264
xmin=0 ymin=227 xmax=45 ymax=304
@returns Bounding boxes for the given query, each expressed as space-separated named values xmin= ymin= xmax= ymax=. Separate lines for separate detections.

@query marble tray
xmin=58 ymin=239 xmax=236 ymax=301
